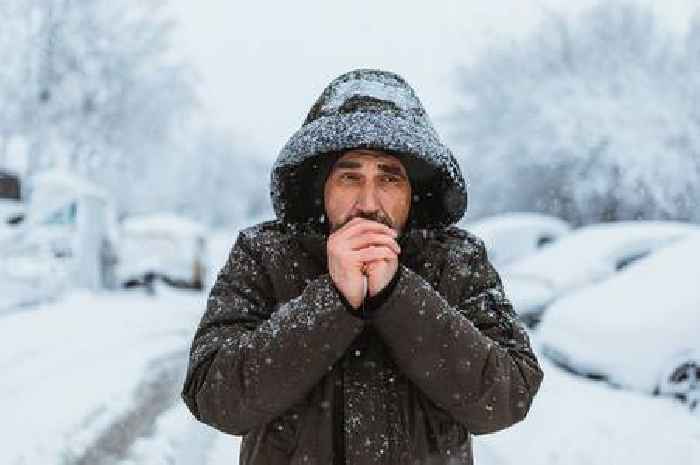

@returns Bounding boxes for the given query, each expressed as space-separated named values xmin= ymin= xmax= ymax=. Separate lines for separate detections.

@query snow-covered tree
xmin=179 ymin=128 xmax=272 ymax=228
xmin=125 ymin=126 xmax=273 ymax=229
xmin=0 ymin=0 xmax=272 ymax=228
xmin=450 ymin=2 xmax=700 ymax=225
xmin=0 ymin=0 xmax=196 ymax=205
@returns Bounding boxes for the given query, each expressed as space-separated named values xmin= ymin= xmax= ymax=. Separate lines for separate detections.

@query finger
xmin=348 ymin=233 xmax=401 ymax=255
xmin=364 ymin=257 xmax=392 ymax=271
xmin=328 ymin=217 xmax=379 ymax=247
xmin=334 ymin=216 xmax=367 ymax=235
xmin=340 ymin=218 xmax=397 ymax=240
xmin=356 ymin=245 xmax=397 ymax=263
xmin=340 ymin=217 xmax=393 ymax=237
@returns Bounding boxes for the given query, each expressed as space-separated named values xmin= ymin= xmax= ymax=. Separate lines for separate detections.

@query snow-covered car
xmin=501 ymin=221 xmax=700 ymax=326
xmin=0 ymin=170 xmax=120 ymax=311
xmin=537 ymin=232 xmax=700 ymax=409
xmin=462 ymin=211 xmax=571 ymax=268
xmin=0 ymin=198 xmax=24 ymax=227
xmin=0 ymin=233 xmax=70 ymax=314
xmin=116 ymin=213 xmax=208 ymax=290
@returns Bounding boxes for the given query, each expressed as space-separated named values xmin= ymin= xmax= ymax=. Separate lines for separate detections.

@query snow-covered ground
xmin=1 ymin=282 xmax=207 ymax=465
xmin=2 ymin=226 xmax=698 ymax=465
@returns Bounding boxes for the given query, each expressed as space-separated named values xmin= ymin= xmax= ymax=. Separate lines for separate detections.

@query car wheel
xmin=657 ymin=356 xmax=699 ymax=410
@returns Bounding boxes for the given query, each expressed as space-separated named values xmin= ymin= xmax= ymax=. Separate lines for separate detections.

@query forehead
xmin=334 ymin=150 xmax=406 ymax=170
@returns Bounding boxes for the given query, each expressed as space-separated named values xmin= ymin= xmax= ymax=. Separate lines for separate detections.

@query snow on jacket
xmin=181 ymin=69 xmax=544 ymax=465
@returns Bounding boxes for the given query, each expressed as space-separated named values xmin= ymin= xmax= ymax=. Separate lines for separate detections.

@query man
xmin=182 ymin=68 xmax=544 ymax=465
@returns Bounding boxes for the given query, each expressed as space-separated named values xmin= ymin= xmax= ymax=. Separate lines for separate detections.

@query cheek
xmin=324 ymin=184 xmax=353 ymax=218
xmin=381 ymin=189 xmax=411 ymax=216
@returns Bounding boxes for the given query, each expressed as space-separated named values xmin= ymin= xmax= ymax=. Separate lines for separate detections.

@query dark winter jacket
xmin=181 ymin=69 xmax=544 ymax=465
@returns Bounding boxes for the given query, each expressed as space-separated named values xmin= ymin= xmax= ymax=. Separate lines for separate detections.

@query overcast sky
xmin=167 ymin=0 xmax=696 ymax=161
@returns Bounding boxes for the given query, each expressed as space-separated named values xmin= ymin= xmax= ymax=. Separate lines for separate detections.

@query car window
xmin=42 ymin=202 xmax=78 ymax=226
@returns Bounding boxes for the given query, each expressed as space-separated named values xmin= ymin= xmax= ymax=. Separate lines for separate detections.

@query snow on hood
xmin=270 ymin=68 xmax=468 ymax=235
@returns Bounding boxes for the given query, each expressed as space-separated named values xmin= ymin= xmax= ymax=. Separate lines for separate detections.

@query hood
xmin=270 ymin=68 xmax=468 ymax=235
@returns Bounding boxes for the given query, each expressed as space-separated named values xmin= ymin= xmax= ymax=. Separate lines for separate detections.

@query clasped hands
xmin=327 ymin=217 xmax=401 ymax=309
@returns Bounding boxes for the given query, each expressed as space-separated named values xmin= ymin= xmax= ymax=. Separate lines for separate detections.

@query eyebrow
xmin=334 ymin=160 xmax=407 ymax=178
xmin=334 ymin=160 xmax=363 ymax=170
xmin=378 ymin=163 xmax=406 ymax=177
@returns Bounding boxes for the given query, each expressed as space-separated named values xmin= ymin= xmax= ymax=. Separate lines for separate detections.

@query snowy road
xmin=2 ymin=282 xmax=698 ymax=465
xmin=68 ymin=348 xmax=187 ymax=465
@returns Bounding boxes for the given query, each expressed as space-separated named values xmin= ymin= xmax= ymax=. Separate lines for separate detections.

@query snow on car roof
xmin=504 ymin=220 xmax=699 ymax=290
xmin=463 ymin=211 xmax=570 ymax=236
xmin=0 ymin=198 xmax=24 ymax=218
xmin=463 ymin=212 xmax=572 ymax=266
xmin=122 ymin=212 xmax=207 ymax=238
xmin=27 ymin=169 xmax=109 ymax=200
xmin=538 ymin=231 xmax=700 ymax=392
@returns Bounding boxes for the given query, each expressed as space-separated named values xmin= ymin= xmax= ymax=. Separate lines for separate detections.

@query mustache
xmin=340 ymin=212 xmax=393 ymax=229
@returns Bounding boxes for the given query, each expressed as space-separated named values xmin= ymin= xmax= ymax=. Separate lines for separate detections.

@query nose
xmin=356 ymin=182 xmax=380 ymax=213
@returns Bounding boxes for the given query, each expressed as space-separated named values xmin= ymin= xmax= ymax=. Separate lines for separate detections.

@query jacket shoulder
xmin=237 ymin=219 xmax=290 ymax=250
xmin=230 ymin=220 xmax=297 ymax=266
xmin=440 ymin=225 xmax=485 ymax=257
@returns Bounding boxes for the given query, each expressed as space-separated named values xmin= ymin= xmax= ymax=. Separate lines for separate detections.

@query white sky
xmin=167 ymin=0 xmax=696 ymax=161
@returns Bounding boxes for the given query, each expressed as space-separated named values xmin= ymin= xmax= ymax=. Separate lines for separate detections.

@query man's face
xmin=323 ymin=149 xmax=412 ymax=234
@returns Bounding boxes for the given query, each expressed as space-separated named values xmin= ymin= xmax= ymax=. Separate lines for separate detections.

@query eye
xmin=381 ymin=175 xmax=400 ymax=183
xmin=340 ymin=172 xmax=360 ymax=181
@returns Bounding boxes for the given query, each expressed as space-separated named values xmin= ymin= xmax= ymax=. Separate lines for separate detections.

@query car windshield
xmin=42 ymin=202 xmax=78 ymax=226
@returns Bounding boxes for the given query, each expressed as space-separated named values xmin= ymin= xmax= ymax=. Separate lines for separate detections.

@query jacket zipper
xmin=334 ymin=277 xmax=366 ymax=464
xmin=361 ymin=274 xmax=367 ymax=320
xmin=333 ymin=362 xmax=345 ymax=465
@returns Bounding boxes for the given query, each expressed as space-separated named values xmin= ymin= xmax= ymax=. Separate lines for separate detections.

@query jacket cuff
xmin=368 ymin=263 xmax=435 ymax=327
xmin=336 ymin=266 xmax=402 ymax=320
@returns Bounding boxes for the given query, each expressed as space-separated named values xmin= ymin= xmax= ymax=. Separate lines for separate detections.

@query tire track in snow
xmin=62 ymin=348 xmax=188 ymax=465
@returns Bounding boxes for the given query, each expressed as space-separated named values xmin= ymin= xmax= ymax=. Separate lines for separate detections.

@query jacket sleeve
xmin=369 ymin=235 xmax=544 ymax=435
xmin=181 ymin=231 xmax=365 ymax=435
